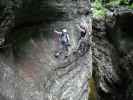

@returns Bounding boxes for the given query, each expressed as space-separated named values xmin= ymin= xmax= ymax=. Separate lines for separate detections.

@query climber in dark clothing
xmin=54 ymin=28 xmax=70 ymax=57
xmin=77 ymin=22 xmax=87 ymax=49
xmin=75 ymin=20 xmax=89 ymax=56
xmin=78 ymin=23 xmax=86 ymax=39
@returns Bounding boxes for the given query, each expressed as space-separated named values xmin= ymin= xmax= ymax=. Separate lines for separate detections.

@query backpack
xmin=60 ymin=32 xmax=69 ymax=43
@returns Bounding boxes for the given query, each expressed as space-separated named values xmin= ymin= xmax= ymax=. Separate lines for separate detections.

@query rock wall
xmin=0 ymin=0 xmax=92 ymax=100
xmin=93 ymin=8 xmax=133 ymax=100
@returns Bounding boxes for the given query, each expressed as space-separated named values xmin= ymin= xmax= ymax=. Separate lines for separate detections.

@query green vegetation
xmin=88 ymin=78 xmax=97 ymax=100
xmin=92 ymin=0 xmax=133 ymax=18
xmin=128 ymin=3 xmax=133 ymax=9
xmin=92 ymin=0 xmax=107 ymax=18
xmin=106 ymin=0 xmax=128 ymax=6
xmin=106 ymin=0 xmax=133 ymax=9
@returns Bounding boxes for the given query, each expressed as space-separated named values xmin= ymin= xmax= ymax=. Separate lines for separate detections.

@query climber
xmin=54 ymin=28 xmax=70 ymax=57
xmin=76 ymin=21 xmax=88 ymax=55
xmin=78 ymin=22 xmax=87 ymax=39
xmin=77 ymin=21 xmax=87 ymax=48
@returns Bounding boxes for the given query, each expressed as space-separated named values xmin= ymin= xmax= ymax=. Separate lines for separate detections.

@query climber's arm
xmin=54 ymin=30 xmax=62 ymax=35
xmin=67 ymin=34 xmax=70 ymax=41
xmin=77 ymin=25 xmax=86 ymax=33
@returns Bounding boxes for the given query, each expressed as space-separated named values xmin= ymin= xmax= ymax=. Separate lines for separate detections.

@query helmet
xmin=62 ymin=29 xmax=67 ymax=33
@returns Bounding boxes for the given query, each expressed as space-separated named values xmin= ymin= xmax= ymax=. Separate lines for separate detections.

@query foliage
xmin=92 ymin=0 xmax=133 ymax=18
xmin=92 ymin=0 xmax=107 ymax=18
xmin=105 ymin=0 xmax=128 ymax=6
xmin=89 ymin=78 xmax=97 ymax=100
xmin=128 ymin=3 xmax=133 ymax=9
xmin=105 ymin=0 xmax=133 ymax=9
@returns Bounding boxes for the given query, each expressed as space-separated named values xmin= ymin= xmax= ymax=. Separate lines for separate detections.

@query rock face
xmin=93 ymin=8 xmax=133 ymax=100
xmin=1 ymin=1 xmax=133 ymax=100
xmin=0 ymin=0 xmax=92 ymax=100
xmin=0 ymin=0 xmax=91 ymax=46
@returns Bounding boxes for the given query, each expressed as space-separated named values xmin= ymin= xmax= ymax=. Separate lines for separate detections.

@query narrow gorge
xmin=0 ymin=0 xmax=133 ymax=100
